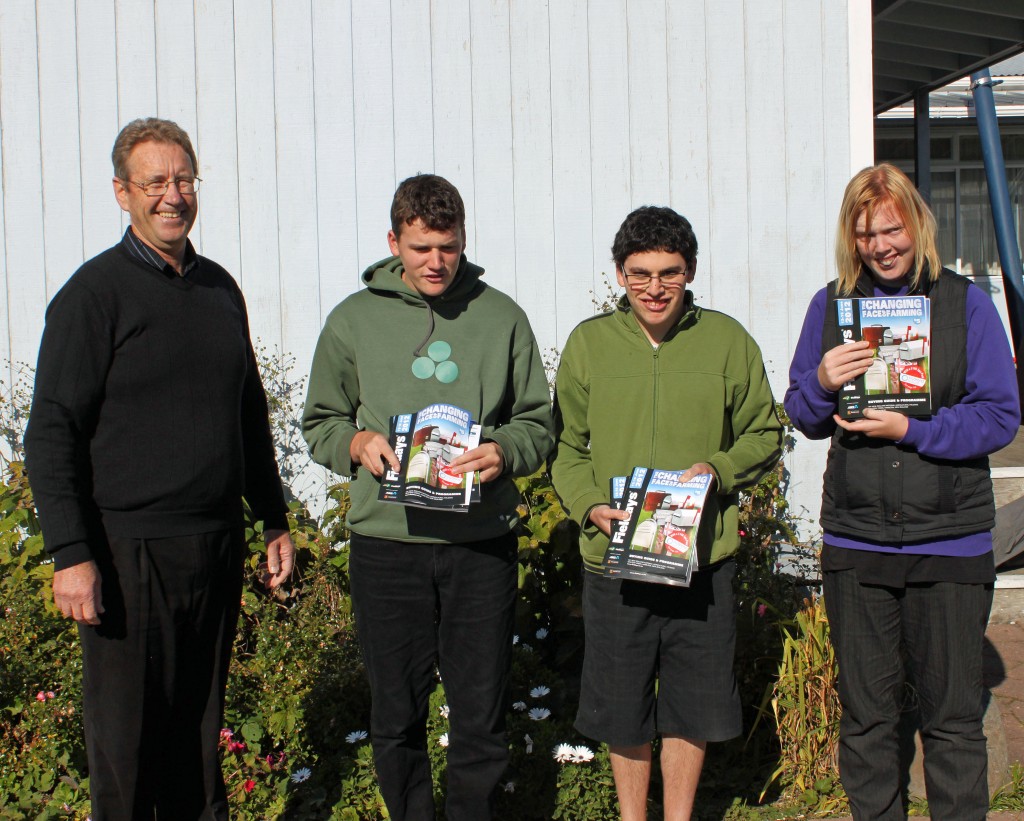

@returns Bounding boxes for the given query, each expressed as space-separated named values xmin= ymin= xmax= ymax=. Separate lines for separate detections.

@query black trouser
xmin=824 ymin=568 xmax=993 ymax=821
xmin=79 ymin=528 xmax=245 ymax=821
xmin=349 ymin=532 xmax=518 ymax=821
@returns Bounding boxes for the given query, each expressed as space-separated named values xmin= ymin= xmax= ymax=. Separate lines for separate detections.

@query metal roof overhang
xmin=873 ymin=0 xmax=1024 ymax=115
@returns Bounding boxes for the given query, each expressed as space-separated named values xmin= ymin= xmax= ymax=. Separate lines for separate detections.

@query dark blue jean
xmin=349 ymin=531 xmax=517 ymax=821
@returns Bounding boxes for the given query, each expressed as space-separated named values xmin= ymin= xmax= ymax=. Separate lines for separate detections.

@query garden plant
xmin=1 ymin=353 xmax=851 ymax=820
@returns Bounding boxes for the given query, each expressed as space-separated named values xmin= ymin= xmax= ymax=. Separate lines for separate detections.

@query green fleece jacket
xmin=303 ymin=255 xmax=554 ymax=543
xmin=551 ymin=294 xmax=783 ymax=572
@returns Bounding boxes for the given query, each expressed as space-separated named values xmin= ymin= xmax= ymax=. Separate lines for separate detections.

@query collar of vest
xmin=852 ymin=264 xmax=937 ymax=298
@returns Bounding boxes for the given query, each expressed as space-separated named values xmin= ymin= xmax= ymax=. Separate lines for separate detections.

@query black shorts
xmin=575 ymin=560 xmax=742 ymax=747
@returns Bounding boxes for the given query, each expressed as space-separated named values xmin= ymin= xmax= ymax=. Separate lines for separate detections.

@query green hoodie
xmin=551 ymin=294 xmax=783 ymax=572
xmin=303 ymin=255 xmax=554 ymax=543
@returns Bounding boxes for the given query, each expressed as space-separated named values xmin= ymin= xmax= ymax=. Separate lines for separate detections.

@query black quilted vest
xmin=820 ymin=268 xmax=994 ymax=542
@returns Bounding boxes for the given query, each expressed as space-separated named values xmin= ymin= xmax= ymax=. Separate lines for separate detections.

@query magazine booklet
xmin=836 ymin=295 xmax=932 ymax=419
xmin=604 ymin=474 xmax=682 ymax=587
xmin=603 ymin=467 xmax=713 ymax=587
xmin=378 ymin=403 xmax=481 ymax=511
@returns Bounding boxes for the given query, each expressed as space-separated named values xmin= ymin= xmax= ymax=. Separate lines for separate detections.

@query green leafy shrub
xmin=0 ymin=365 xmax=88 ymax=819
xmin=0 ymin=356 xmax=843 ymax=821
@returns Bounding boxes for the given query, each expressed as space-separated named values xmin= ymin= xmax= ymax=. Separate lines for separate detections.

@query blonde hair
xmin=834 ymin=163 xmax=942 ymax=295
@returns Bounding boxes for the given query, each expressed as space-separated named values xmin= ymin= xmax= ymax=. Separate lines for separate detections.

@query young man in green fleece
xmin=302 ymin=174 xmax=553 ymax=821
xmin=551 ymin=206 xmax=782 ymax=821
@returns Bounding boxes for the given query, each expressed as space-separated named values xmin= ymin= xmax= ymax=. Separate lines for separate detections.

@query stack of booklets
xmin=604 ymin=467 xmax=714 ymax=587
xmin=836 ymin=294 xmax=932 ymax=420
xmin=378 ymin=403 xmax=482 ymax=511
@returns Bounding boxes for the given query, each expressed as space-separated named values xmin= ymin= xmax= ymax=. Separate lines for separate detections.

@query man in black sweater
xmin=24 ymin=118 xmax=294 ymax=820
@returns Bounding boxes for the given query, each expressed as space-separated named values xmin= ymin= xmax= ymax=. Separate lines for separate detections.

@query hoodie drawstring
xmin=412 ymin=301 xmax=436 ymax=358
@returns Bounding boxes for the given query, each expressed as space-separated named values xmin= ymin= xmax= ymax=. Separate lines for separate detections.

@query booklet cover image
xmin=836 ymin=295 xmax=931 ymax=419
xmin=604 ymin=468 xmax=713 ymax=587
xmin=605 ymin=473 xmax=683 ymax=587
xmin=378 ymin=403 xmax=480 ymax=510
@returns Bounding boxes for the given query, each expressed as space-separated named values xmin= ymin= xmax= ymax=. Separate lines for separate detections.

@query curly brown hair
xmin=390 ymin=174 xmax=465 ymax=238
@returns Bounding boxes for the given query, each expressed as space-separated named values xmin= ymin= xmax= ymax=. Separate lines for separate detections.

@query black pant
xmin=349 ymin=532 xmax=517 ymax=821
xmin=824 ymin=568 xmax=993 ymax=821
xmin=79 ymin=529 xmax=245 ymax=821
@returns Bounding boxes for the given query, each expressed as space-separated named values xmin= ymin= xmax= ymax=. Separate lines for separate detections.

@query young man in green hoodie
xmin=303 ymin=174 xmax=553 ymax=821
xmin=551 ymin=206 xmax=782 ymax=820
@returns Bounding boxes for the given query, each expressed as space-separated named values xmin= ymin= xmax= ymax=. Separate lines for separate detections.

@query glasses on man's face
xmin=124 ymin=177 xmax=201 ymax=197
xmin=623 ymin=271 xmax=687 ymax=289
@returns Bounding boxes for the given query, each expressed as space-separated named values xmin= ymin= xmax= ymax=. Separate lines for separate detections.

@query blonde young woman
xmin=785 ymin=163 xmax=1020 ymax=820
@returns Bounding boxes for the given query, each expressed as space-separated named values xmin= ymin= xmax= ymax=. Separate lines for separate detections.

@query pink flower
xmin=757 ymin=603 xmax=768 ymax=618
xmin=35 ymin=691 xmax=46 ymax=702
xmin=229 ymin=741 xmax=247 ymax=753
xmin=220 ymin=728 xmax=234 ymax=741
xmin=46 ymin=691 xmax=55 ymax=700
xmin=243 ymin=779 xmax=255 ymax=793
xmin=738 ymin=529 xmax=747 ymax=537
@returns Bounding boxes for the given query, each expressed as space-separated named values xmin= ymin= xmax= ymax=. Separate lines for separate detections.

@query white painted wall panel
xmin=1 ymin=0 xmax=869 ymax=539
xmin=194 ymin=0 xmax=241 ymax=278
xmin=351 ymin=2 xmax=397 ymax=273
xmin=626 ymin=0 xmax=671 ymax=207
xmin=76 ymin=0 xmax=122 ymax=261
xmin=588 ymin=0 xmax=631 ymax=294
xmin=311 ymin=0 xmax=359 ymax=316
xmin=703 ymin=0 xmax=750 ymax=326
xmin=743 ymin=0 xmax=790 ymax=390
xmin=549 ymin=1 xmax=596 ymax=347
xmin=467 ymin=0 xmax=515 ymax=296
xmin=114 ymin=0 xmax=157 ymax=131
xmin=272 ymin=0 xmax=321 ymax=377
xmin=233 ymin=0 xmax=282 ymax=345
xmin=391 ymin=0 xmax=434 ymax=183
xmin=782 ymin=1 xmax=834 ymax=539
xmin=0 ymin=1 xmax=47 ymax=370
xmin=154 ymin=0 xmax=197 ymax=127
xmin=508 ymin=1 xmax=555 ymax=321
xmin=37 ymin=0 xmax=85 ymax=300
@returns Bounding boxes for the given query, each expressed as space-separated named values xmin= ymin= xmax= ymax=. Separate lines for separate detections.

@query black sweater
xmin=25 ymin=243 xmax=288 ymax=570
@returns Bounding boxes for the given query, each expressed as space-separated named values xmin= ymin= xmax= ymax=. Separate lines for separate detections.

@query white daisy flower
xmin=524 ymin=733 xmax=533 ymax=753
xmin=512 ymin=701 xmax=527 ymax=711
xmin=571 ymin=745 xmax=595 ymax=763
xmin=530 ymin=685 xmax=550 ymax=698
xmin=521 ymin=644 xmax=533 ymax=653
xmin=503 ymin=781 xmax=516 ymax=793
xmin=528 ymin=707 xmax=551 ymax=721
xmin=438 ymin=704 xmax=450 ymax=718
xmin=438 ymin=733 xmax=449 ymax=747
xmin=535 ymin=628 xmax=549 ymax=640
xmin=552 ymin=743 xmax=575 ymax=763
xmin=512 ymin=634 xmax=520 ymax=645
xmin=345 ymin=730 xmax=368 ymax=744
xmin=291 ymin=766 xmax=312 ymax=783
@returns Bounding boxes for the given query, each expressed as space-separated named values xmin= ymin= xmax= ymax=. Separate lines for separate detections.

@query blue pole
xmin=969 ymin=68 xmax=1024 ymax=377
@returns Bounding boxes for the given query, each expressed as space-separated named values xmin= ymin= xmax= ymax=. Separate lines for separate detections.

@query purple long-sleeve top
xmin=785 ymin=280 xmax=1020 ymax=557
